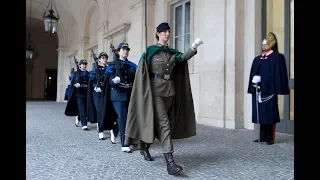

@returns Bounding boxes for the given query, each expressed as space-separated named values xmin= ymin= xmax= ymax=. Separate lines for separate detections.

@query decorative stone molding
xmin=103 ymin=23 xmax=131 ymax=40
xmin=77 ymin=36 xmax=90 ymax=44
xmin=67 ymin=50 xmax=78 ymax=58
xmin=56 ymin=46 xmax=68 ymax=52
xmin=85 ymin=42 xmax=98 ymax=51
xmin=97 ymin=21 xmax=108 ymax=33
xmin=130 ymin=0 xmax=156 ymax=10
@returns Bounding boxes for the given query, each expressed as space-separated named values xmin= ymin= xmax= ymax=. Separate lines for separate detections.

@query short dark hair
xmin=155 ymin=32 xmax=159 ymax=41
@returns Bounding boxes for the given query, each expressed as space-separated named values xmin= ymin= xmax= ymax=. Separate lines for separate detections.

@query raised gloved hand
xmin=191 ymin=38 xmax=204 ymax=50
xmin=74 ymin=83 xmax=80 ymax=88
xmin=252 ymin=75 xmax=261 ymax=83
xmin=112 ymin=76 xmax=121 ymax=84
xmin=94 ymin=87 xmax=102 ymax=93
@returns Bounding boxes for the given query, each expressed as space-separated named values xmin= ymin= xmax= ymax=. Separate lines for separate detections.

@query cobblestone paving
xmin=26 ymin=101 xmax=294 ymax=180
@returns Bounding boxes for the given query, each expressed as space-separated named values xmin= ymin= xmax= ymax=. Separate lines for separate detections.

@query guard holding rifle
xmin=100 ymin=42 xmax=137 ymax=153
xmin=87 ymin=52 xmax=118 ymax=140
xmin=65 ymin=59 xmax=90 ymax=131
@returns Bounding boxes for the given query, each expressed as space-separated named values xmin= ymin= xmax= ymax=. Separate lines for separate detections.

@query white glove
xmin=252 ymin=75 xmax=261 ymax=83
xmin=94 ymin=87 xmax=102 ymax=93
xmin=112 ymin=76 xmax=121 ymax=84
xmin=191 ymin=38 xmax=204 ymax=49
xmin=74 ymin=83 xmax=80 ymax=88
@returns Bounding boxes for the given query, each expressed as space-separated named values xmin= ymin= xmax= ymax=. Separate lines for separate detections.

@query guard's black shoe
xmin=163 ymin=153 xmax=183 ymax=175
xmin=140 ymin=149 xmax=154 ymax=161
xmin=253 ymin=139 xmax=266 ymax=142
xmin=266 ymin=140 xmax=274 ymax=145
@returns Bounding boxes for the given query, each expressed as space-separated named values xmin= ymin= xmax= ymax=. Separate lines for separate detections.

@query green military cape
xmin=124 ymin=45 xmax=196 ymax=150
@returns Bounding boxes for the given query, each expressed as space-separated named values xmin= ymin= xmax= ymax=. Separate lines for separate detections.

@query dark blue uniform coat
xmin=99 ymin=60 xmax=137 ymax=131
xmin=247 ymin=52 xmax=289 ymax=124
xmin=65 ymin=71 xmax=90 ymax=118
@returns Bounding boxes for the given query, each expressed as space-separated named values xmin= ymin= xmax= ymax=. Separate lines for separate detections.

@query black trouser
xmin=112 ymin=101 xmax=127 ymax=147
xmin=76 ymin=97 xmax=87 ymax=126
xmin=259 ymin=124 xmax=274 ymax=141
xmin=93 ymin=92 xmax=103 ymax=132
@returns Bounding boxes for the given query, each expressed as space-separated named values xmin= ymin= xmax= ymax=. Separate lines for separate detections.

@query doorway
xmin=262 ymin=0 xmax=294 ymax=134
xmin=44 ymin=69 xmax=57 ymax=100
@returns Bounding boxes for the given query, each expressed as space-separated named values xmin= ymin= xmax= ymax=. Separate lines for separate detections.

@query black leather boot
xmin=266 ymin=139 xmax=274 ymax=145
xmin=163 ymin=153 xmax=183 ymax=175
xmin=265 ymin=125 xmax=274 ymax=145
xmin=253 ymin=125 xmax=266 ymax=142
xmin=140 ymin=148 xmax=154 ymax=161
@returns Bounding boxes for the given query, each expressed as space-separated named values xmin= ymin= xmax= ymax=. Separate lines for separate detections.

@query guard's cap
xmin=98 ymin=52 xmax=108 ymax=59
xmin=117 ymin=42 xmax=130 ymax=51
xmin=79 ymin=59 xmax=88 ymax=65
xmin=156 ymin=22 xmax=170 ymax=32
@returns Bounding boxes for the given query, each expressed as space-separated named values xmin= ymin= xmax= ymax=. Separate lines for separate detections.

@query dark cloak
xmin=64 ymin=80 xmax=78 ymax=116
xmin=86 ymin=77 xmax=98 ymax=123
xmin=98 ymin=70 xmax=119 ymax=131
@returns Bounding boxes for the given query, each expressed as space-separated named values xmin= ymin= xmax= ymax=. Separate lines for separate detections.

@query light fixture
xmin=26 ymin=43 xmax=33 ymax=60
xmin=43 ymin=0 xmax=60 ymax=35
xmin=26 ymin=0 xmax=39 ymax=61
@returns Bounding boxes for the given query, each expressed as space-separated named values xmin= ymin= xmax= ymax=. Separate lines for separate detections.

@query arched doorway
xmin=26 ymin=18 xmax=59 ymax=101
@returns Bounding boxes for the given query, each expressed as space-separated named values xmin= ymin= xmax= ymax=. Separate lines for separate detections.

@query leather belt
xmin=118 ymin=83 xmax=133 ymax=88
xmin=150 ymin=73 xmax=171 ymax=80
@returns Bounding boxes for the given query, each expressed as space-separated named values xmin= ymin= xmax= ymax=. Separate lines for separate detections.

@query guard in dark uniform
xmin=64 ymin=69 xmax=74 ymax=101
xmin=101 ymin=42 xmax=137 ymax=153
xmin=65 ymin=60 xmax=90 ymax=131
xmin=88 ymin=52 xmax=119 ymax=140
xmin=64 ymin=76 xmax=71 ymax=100
xmin=247 ymin=32 xmax=289 ymax=145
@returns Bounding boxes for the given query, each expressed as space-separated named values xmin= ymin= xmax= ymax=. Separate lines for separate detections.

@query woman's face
xmin=157 ymin=29 xmax=170 ymax=43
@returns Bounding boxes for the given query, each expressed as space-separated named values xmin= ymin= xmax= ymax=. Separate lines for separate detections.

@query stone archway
xmin=26 ymin=0 xmax=83 ymax=102
xmin=26 ymin=18 xmax=59 ymax=100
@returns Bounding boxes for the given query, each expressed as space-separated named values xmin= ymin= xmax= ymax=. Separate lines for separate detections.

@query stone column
xmin=56 ymin=46 xmax=68 ymax=102
xmin=243 ymin=0 xmax=262 ymax=130
xmin=127 ymin=0 xmax=156 ymax=63
xmin=194 ymin=0 xmax=227 ymax=128
xmin=224 ymin=0 xmax=246 ymax=129
xmin=77 ymin=36 xmax=90 ymax=59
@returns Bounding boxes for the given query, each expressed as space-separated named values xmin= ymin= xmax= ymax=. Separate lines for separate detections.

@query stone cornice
xmin=85 ymin=42 xmax=98 ymax=51
xmin=67 ymin=50 xmax=78 ymax=58
xmin=103 ymin=23 xmax=131 ymax=40
xmin=77 ymin=36 xmax=90 ymax=44
xmin=56 ymin=46 xmax=68 ymax=52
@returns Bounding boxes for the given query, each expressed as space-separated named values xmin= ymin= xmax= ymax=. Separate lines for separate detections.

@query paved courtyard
xmin=26 ymin=101 xmax=294 ymax=180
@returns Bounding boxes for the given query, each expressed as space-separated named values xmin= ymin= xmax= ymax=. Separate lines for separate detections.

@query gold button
xmin=166 ymin=69 xmax=169 ymax=71
xmin=167 ymin=64 xmax=169 ymax=66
